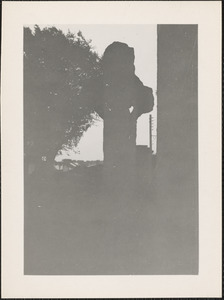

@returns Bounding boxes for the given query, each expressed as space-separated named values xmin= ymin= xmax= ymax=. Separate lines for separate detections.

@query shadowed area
xmin=25 ymin=156 xmax=158 ymax=275
xmin=24 ymin=142 xmax=197 ymax=275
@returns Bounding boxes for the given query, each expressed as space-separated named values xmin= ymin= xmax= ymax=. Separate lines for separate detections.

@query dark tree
xmin=24 ymin=26 xmax=101 ymax=167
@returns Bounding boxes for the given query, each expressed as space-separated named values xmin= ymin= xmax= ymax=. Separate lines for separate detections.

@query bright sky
xmin=29 ymin=24 xmax=157 ymax=160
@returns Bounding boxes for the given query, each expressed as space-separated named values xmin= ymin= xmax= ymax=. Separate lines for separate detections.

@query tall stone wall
xmin=154 ymin=25 xmax=198 ymax=274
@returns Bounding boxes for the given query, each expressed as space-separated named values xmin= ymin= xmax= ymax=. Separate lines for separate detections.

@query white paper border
xmin=1 ymin=1 xmax=222 ymax=298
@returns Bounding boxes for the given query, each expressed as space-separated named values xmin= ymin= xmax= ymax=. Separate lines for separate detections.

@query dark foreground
xmin=24 ymin=160 xmax=198 ymax=275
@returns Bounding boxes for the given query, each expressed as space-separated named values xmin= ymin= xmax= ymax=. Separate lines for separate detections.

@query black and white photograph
xmin=1 ymin=1 xmax=222 ymax=298
xmin=24 ymin=24 xmax=198 ymax=275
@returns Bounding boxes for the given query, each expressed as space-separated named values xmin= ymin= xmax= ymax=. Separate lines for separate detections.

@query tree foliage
xmin=24 ymin=25 xmax=102 ymax=162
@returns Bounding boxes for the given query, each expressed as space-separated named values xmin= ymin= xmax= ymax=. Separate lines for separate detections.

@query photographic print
xmin=1 ymin=1 xmax=221 ymax=298
xmin=24 ymin=24 xmax=198 ymax=275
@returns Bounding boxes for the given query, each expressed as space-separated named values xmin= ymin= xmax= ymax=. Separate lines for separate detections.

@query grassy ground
xmin=24 ymin=160 xmax=198 ymax=275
